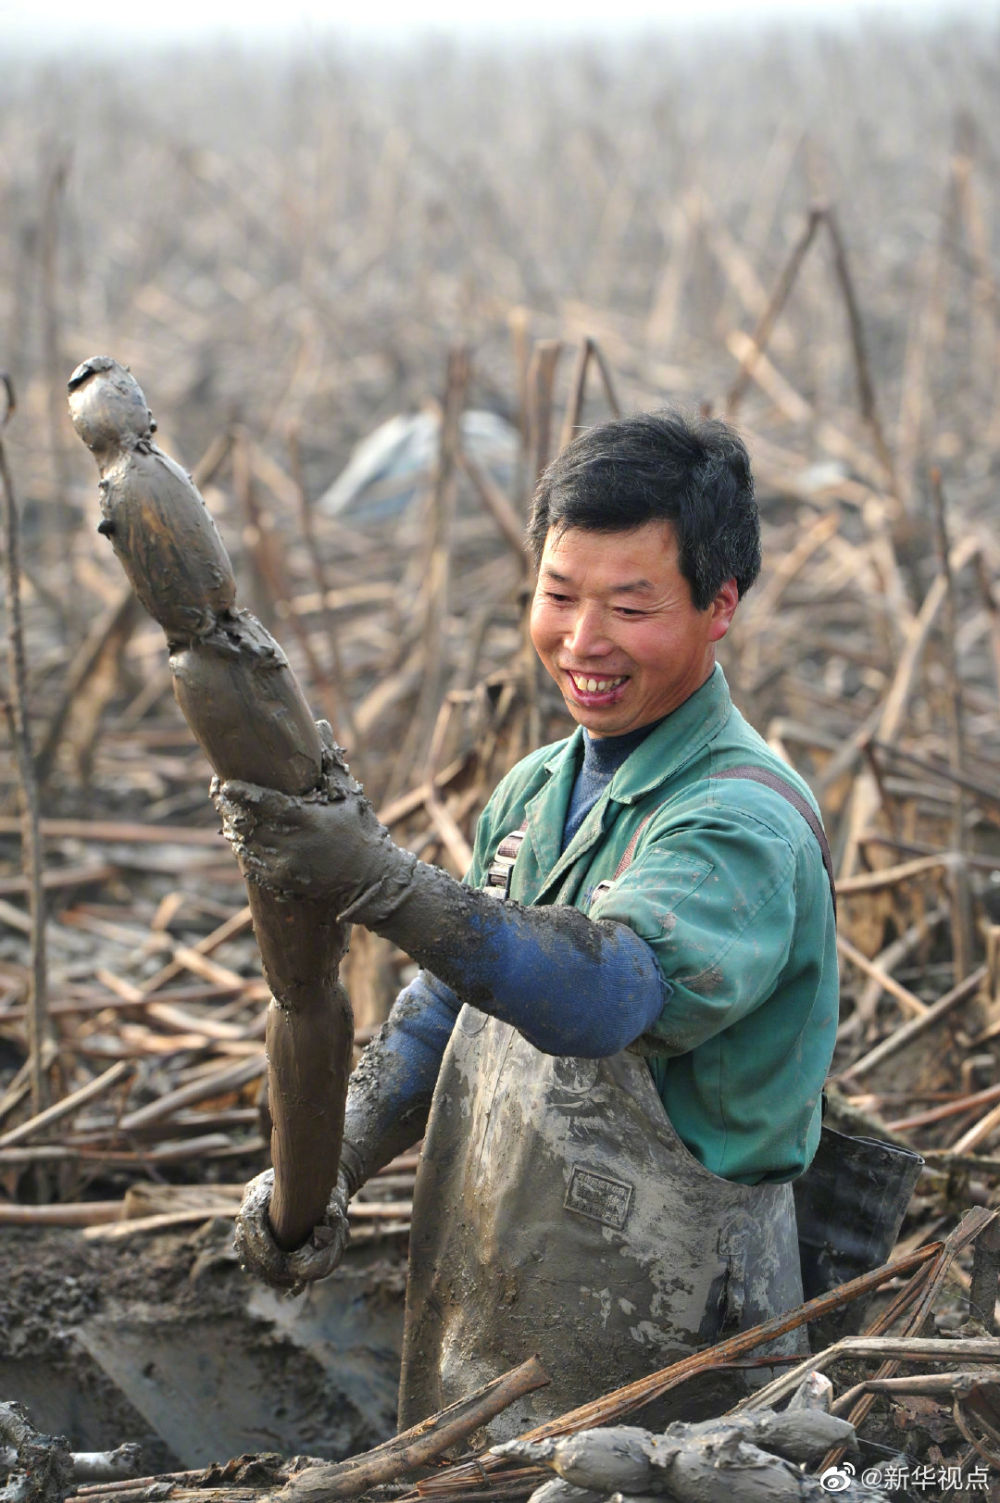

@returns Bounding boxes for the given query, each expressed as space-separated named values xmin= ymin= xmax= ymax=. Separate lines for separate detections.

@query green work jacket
xmin=466 ymin=665 xmax=839 ymax=1185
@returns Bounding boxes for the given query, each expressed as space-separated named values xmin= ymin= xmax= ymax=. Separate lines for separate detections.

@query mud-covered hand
xmin=217 ymin=731 xmax=669 ymax=1063
xmin=234 ymin=1165 xmax=350 ymax=1292
xmin=212 ymin=744 xmax=416 ymax=919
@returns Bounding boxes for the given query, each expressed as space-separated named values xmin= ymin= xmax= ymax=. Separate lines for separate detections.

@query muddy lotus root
xmin=503 ymin=1409 xmax=875 ymax=1503
xmin=68 ymin=355 xmax=354 ymax=1254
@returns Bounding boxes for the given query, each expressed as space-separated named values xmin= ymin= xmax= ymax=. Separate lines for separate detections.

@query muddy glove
xmin=234 ymin=1163 xmax=350 ymax=1293
xmin=214 ymin=766 xmax=667 ymax=1058
xmin=212 ymin=747 xmax=417 ymax=924
xmin=234 ymin=977 xmax=455 ymax=1292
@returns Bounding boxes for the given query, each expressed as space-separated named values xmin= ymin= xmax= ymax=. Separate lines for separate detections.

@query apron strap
xmin=711 ymin=766 xmax=837 ymax=916
xmin=484 ymin=825 xmax=527 ymax=898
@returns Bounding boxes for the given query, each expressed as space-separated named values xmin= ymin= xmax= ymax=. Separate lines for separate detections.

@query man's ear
xmin=707 ymin=578 xmax=739 ymax=642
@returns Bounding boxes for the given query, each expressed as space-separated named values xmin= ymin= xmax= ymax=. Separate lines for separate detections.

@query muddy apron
xmin=398 ymin=1008 xmax=806 ymax=1442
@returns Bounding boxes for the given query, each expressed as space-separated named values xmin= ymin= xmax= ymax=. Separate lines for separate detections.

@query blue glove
xmin=359 ymin=901 xmax=667 ymax=1070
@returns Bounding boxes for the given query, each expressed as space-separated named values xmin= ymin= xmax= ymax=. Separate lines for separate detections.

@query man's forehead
xmin=539 ymin=520 xmax=679 ymax=578
xmin=540 ymin=559 xmax=658 ymax=595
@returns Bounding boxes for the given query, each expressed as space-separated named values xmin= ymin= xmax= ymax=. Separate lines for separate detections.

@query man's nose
xmin=565 ymin=604 xmax=611 ymax=657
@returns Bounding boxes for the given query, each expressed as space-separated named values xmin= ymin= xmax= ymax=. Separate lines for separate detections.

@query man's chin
xmin=562 ymin=695 xmax=632 ymax=737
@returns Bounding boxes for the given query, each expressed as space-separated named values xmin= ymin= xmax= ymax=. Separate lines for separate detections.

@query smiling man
xmin=216 ymin=410 xmax=839 ymax=1438
xmin=531 ymin=522 xmax=736 ymax=734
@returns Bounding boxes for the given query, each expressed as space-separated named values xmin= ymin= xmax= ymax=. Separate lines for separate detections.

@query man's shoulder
xmin=708 ymin=705 xmax=822 ymax=820
xmin=635 ymin=702 xmax=827 ymax=873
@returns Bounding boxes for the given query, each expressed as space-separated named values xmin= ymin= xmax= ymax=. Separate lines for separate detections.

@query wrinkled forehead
xmin=539 ymin=518 xmax=680 ymax=566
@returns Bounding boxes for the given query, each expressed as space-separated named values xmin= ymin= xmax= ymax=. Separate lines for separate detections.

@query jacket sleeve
xmin=589 ymin=803 xmax=808 ymax=1056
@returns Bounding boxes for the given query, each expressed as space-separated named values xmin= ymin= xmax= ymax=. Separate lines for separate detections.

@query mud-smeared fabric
xmin=465 ymin=665 xmax=839 ymax=1185
xmin=399 ymin=1010 xmax=806 ymax=1442
xmin=394 ymin=666 xmax=830 ymax=1435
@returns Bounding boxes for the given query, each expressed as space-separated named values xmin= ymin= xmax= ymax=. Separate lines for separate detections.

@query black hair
xmin=527 ymin=410 xmax=760 ymax=611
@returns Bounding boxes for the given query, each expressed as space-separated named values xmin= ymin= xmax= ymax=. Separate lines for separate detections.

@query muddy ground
xmin=0 ymin=1223 xmax=407 ymax=1472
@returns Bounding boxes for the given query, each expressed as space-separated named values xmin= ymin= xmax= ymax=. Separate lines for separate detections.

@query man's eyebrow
xmin=611 ymin=579 xmax=656 ymax=596
xmin=540 ymin=565 xmax=656 ymax=595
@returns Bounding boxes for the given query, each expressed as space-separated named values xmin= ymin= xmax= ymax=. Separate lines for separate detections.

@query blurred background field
xmin=1 ymin=17 xmax=1000 ymax=1465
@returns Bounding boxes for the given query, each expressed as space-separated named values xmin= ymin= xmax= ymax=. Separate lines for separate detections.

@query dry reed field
xmin=2 ymin=13 xmax=1000 ymax=1490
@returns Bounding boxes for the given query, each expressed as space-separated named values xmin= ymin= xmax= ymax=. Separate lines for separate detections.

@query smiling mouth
xmin=565 ymin=671 xmax=629 ymax=696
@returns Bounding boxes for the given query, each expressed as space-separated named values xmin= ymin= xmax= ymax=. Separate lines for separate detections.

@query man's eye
xmin=616 ymin=607 xmax=646 ymax=618
xmin=546 ymin=592 xmax=572 ymax=604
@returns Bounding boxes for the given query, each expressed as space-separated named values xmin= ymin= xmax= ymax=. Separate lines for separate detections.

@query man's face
xmin=529 ymin=521 xmax=738 ymax=738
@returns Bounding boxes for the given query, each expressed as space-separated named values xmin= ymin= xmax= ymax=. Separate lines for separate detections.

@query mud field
xmin=0 ymin=1224 xmax=406 ymax=1470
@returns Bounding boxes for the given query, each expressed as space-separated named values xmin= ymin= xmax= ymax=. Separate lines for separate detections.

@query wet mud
xmin=0 ymin=1223 xmax=405 ymax=1473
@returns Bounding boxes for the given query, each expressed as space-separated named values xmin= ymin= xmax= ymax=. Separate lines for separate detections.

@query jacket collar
xmin=525 ymin=666 xmax=733 ymax=897
xmin=541 ymin=664 xmax=733 ymax=804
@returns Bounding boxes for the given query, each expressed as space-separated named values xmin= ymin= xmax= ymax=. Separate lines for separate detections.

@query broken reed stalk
xmin=287 ymin=419 xmax=359 ymax=749
xmin=519 ymin=336 xmax=564 ymax=756
xmin=422 ymin=695 xmax=474 ymax=874
xmin=725 ymin=203 xmax=823 ymax=416
xmin=65 ymin=1359 xmax=549 ymax=1503
xmin=817 ymin=1208 xmax=997 ymax=1473
xmin=859 ymin=735 xmax=898 ymax=838
xmin=735 ymin=1209 xmax=997 ymax=1430
xmin=849 ymin=901 xmax=948 ymax=1029
xmin=836 ymin=534 xmax=980 ymax=879
xmin=836 ymin=932 xmax=927 ymax=1019
xmin=835 ymin=965 xmax=986 ymax=1083
xmin=33 ymin=591 xmax=142 ymax=787
xmin=276 ymin=1356 xmax=550 ymax=1503
xmin=508 ymin=307 xmax=533 ymax=512
xmin=393 ymin=346 xmax=470 ymax=794
xmin=822 ymin=205 xmax=898 ymax=498
xmin=895 ymin=146 xmax=968 ymax=515
xmin=0 ymin=375 xmax=51 ymax=1121
xmin=724 ymin=202 xmax=897 ymax=501
xmin=40 ymin=153 xmax=73 ymax=611
xmin=66 ymin=357 xmax=352 ymax=1251
xmin=886 ymin=1078 xmax=1000 ymax=1133
xmin=558 ymin=336 xmax=621 ymax=453
xmin=929 ymin=465 xmax=974 ymax=980
xmin=0 ymin=1059 xmax=133 ymax=1149
xmin=458 ymin=447 xmax=529 ymax=569
xmin=234 ymin=427 xmax=344 ymax=736
xmin=973 ymin=553 xmax=1000 ymax=699
xmin=968 ymin=1217 xmax=1000 ymax=1335
xmin=525 ymin=339 xmax=562 ymax=487
xmin=585 ymin=338 xmax=621 ymax=419
xmin=868 ymin=739 xmax=1000 ymax=811
xmin=689 ymin=184 xmax=772 ymax=326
